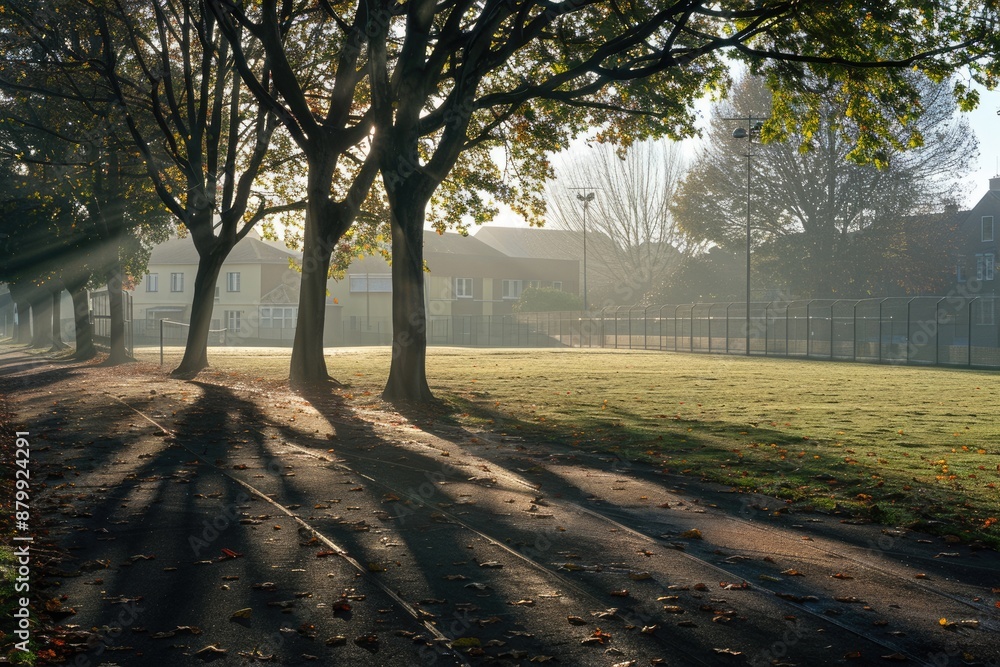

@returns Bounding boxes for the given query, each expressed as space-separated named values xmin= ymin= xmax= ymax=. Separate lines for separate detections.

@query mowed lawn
xmin=142 ymin=346 xmax=1000 ymax=546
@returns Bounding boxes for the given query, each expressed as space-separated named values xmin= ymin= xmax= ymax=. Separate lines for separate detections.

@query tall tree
xmin=80 ymin=0 xmax=301 ymax=375
xmin=546 ymin=140 xmax=701 ymax=306
xmin=210 ymin=0 xmax=380 ymax=386
xmin=673 ymin=75 xmax=975 ymax=297
xmin=367 ymin=0 xmax=736 ymax=400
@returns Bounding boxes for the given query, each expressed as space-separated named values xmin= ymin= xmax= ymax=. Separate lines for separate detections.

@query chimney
xmin=991 ymin=176 xmax=1000 ymax=192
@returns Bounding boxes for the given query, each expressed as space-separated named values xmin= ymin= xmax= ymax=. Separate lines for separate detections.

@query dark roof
xmin=149 ymin=234 xmax=300 ymax=266
xmin=473 ymin=226 xmax=613 ymax=261
xmin=424 ymin=230 xmax=506 ymax=257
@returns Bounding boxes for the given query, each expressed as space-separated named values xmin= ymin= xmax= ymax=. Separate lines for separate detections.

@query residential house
xmin=952 ymin=177 xmax=1000 ymax=326
xmin=473 ymin=226 xmax=646 ymax=306
xmin=328 ymin=229 xmax=580 ymax=343
xmin=132 ymin=232 xmax=314 ymax=344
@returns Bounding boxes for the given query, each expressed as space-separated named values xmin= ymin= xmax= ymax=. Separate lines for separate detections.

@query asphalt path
xmin=1 ymin=346 xmax=998 ymax=667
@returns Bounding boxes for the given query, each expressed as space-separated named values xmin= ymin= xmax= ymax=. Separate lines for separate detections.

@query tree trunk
xmin=14 ymin=301 xmax=31 ymax=344
xmin=9 ymin=282 xmax=33 ymax=345
xmin=104 ymin=264 xmax=132 ymax=364
xmin=50 ymin=288 xmax=68 ymax=351
xmin=171 ymin=247 xmax=228 ymax=376
xmin=289 ymin=198 xmax=335 ymax=386
xmin=382 ymin=203 xmax=433 ymax=402
xmin=68 ymin=279 xmax=96 ymax=360
xmin=30 ymin=289 xmax=54 ymax=350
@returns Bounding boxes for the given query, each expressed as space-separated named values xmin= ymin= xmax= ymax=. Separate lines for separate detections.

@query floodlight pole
xmin=570 ymin=188 xmax=598 ymax=311
xmin=725 ymin=115 xmax=768 ymax=355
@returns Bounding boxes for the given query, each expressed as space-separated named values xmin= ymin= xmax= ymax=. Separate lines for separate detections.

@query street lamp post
xmin=726 ymin=115 xmax=767 ymax=355
xmin=570 ymin=189 xmax=596 ymax=311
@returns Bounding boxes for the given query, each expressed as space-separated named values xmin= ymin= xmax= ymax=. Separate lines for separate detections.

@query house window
xmin=349 ymin=274 xmax=392 ymax=293
xmin=145 ymin=273 xmax=159 ymax=292
xmin=502 ymin=279 xmax=523 ymax=299
xmin=983 ymin=216 xmax=994 ymax=242
xmin=977 ymin=253 xmax=995 ymax=281
xmin=260 ymin=306 xmax=297 ymax=328
xmin=227 ymin=272 xmax=241 ymax=292
xmin=224 ymin=310 xmax=241 ymax=332
xmin=978 ymin=299 xmax=996 ymax=326
xmin=455 ymin=278 xmax=473 ymax=299
xmin=552 ymin=281 xmax=563 ymax=291
xmin=170 ymin=272 xmax=184 ymax=292
xmin=957 ymin=264 xmax=966 ymax=283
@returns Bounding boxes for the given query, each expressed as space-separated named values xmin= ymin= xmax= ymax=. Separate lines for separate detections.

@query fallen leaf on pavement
xmin=567 ymin=616 xmax=587 ymax=626
xmin=230 ymin=608 xmax=252 ymax=620
xmin=681 ymin=529 xmax=703 ymax=539
xmin=451 ymin=637 xmax=481 ymax=648
xmin=194 ymin=645 xmax=227 ymax=659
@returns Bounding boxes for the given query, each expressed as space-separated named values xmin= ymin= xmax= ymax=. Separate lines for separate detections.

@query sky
xmin=472 ymin=86 xmax=1000 ymax=232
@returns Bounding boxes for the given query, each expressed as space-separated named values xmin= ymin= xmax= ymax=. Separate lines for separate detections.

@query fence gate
xmin=90 ymin=290 xmax=133 ymax=357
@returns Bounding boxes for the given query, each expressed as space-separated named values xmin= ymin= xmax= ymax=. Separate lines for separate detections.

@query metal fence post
xmin=159 ymin=318 xmax=164 ymax=367
xmin=969 ymin=298 xmax=977 ymax=367
xmin=806 ymin=300 xmax=812 ymax=357
xmin=674 ymin=305 xmax=680 ymax=352
xmin=725 ymin=303 xmax=733 ymax=354
xmin=784 ymin=302 xmax=790 ymax=357
xmin=852 ymin=301 xmax=859 ymax=361
xmin=934 ymin=298 xmax=944 ymax=365
xmin=905 ymin=297 xmax=914 ymax=363
xmin=830 ymin=300 xmax=839 ymax=359
xmin=878 ymin=298 xmax=885 ymax=363
xmin=763 ymin=302 xmax=774 ymax=355
xmin=690 ymin=304 xmax=696 ymax=352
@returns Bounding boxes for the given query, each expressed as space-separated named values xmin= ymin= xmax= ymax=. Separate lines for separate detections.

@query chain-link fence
xmin=504 ymin=296 xmax=1000 ymax=367
xmin=338 ymin=297 xmax=996 ymax=368
xmin=121 ymin=296 xmax=1000 ymax=368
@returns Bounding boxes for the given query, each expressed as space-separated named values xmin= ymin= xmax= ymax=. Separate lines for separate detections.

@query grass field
xmin=141 ymin=346 xmax=1000 ymax=546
